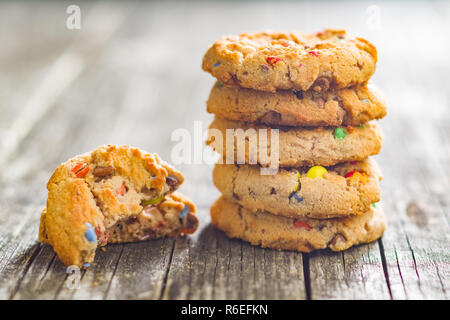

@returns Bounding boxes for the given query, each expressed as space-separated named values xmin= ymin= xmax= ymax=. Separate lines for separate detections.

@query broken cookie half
xmin=39 ymin=145 xmax=198 ymax=267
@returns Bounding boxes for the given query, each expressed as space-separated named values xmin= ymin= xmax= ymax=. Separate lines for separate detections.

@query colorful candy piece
xmin=293 ymin=193 xmax=303 ymax=203
xmin=266 ymin=56 xmax=281 ymax=65
xmin=345 ymin=171 xmax=369 ymax=184
xmin=308 ymin=51 xmax=319 ymax=56
xmin=371 ymin=203 xmax=377 ymax=208
xmin=82 ymin=263 xmax=91 ymax=268
xmin=359 ymin=124 xmax=365 ymax=129
xmin=117 ymin=183 xmax=125 ymax=196
xmin=306 ymin=166 xmax=327 ymax=179
xmin=217 ymin=81 xmax=224 ymax=88
xmin=361 ymin=99 xmax=370 ymax=103
xmin=72 ymin=162 xmax=89 ymax=178
xmin=334 ymin=127 xmax=347 ymax=139
xmin=213 ymin=62 xmax=221 ymax=67
xmin=345 ymin=170 xmax=358 ymax=178
xmin=180 ymin=204 xmax=189 ymax=219
xmin=141 ymin=195 xmax=165 ymax=207
xmin=84 ymin=223 xmax=97 ymax=243
xmin=293 ymin=220 xmax=312 ymax=231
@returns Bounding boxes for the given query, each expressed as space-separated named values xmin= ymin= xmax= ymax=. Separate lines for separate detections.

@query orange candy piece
xmin=71 ymin=162 xmax=89 ymax=178
xmin=117 ymin=183 xmax=125 ymax=196
xmin=293 ymin=220 xmax=312 ymax=231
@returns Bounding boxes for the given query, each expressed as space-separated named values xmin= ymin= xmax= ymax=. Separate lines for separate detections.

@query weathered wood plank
xmin=101 ymin=239 xmax=174 ymax=300
xmin=378 ymin=116 xmax=450 ymax=300
xmin=163 ymin=203 xmax=307 ymax=299
xmin=0 ymin=174 xmax=51 ymax=298
xmin=308 ymin=241 xmax=391 ymax=300
xmin=373 ymin=2 xmax=450 ymax=296
xmin=56 ymin=244 xmax=125 ymax=300
xmin=0 ymin=201 xmax=56 ymax=300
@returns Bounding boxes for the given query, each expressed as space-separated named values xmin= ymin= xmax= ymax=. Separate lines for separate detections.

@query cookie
xmin=210 ymin=196 xmax=386 ymax=252
xmin=202 ymin=29 xmax=377 ymax=92
xmin=207 ymin=82 xmax=386 ymax=127
xmin=207 ymin=117 xmax=383 ymax=168
xmin=213 ymin=159 xmax=381 ymax=219
xmin=39 ymin=145 xmax=198 ymax=267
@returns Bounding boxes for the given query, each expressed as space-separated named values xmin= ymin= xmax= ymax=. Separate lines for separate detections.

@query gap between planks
xmin=158 ymin=240 xmax=176 ymax=299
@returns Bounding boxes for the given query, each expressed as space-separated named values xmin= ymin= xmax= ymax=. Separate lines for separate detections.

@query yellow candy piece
xmin=306 ymin=166 xmax=327 ymax=179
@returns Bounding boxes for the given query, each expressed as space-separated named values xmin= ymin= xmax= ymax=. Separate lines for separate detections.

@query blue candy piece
xmin=361 ymin=99 xmax=370 ymax=103
xmin=213 ymin=62 xmax=221 ymax=67
xmin=180 ymin=204 xmax=189 ymax=219
xmin=82 ymin=263 xmax=91 ymax=268
xmin=293 ymin=193 xmax=303 ymax=203
xmin=85 ymin=222 xmax=97 ymax=243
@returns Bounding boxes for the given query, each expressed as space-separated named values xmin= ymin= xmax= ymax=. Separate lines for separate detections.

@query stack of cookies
xmin=202 ymin=29 xmax=387 ymax=252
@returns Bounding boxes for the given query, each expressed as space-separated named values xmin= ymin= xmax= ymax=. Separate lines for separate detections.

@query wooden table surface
xmin=0 ymin=0 xmax=448 ymax=300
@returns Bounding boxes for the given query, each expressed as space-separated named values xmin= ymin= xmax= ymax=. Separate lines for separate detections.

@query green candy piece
xmin=359 ymin=124 xmax=365 ymax=129
xmin=334 ymin=127 xmax=347 ymax=139
xmin=371 ymin=203 xmax=377 ymax=208
xmin=141 ymin=195 xmax=165 ymax=206
xmin=217 ymin=81 xmax=224 ymax=88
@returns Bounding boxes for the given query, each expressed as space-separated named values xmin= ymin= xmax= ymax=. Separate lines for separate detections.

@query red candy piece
xmin=293 ymin=220 xmax=312 ymax=231
xmin=308 ymin=51 xmax=319 ymax=57
xmin=267 ymin=56 xmax=281 ymax=65
xmin=345 ymin=170 xmax=358 ymax=178
xmin=281 ymin=41 xmax=291 ymax=47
